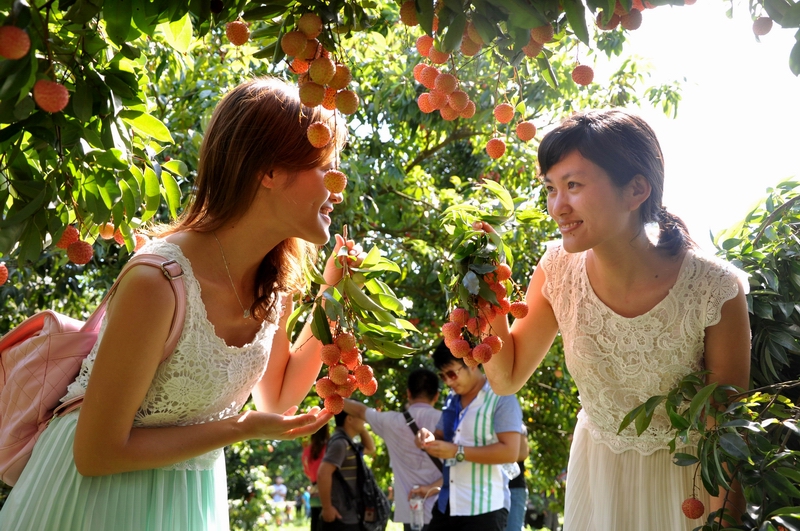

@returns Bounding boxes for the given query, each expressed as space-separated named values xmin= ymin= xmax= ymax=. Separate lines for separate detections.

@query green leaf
xmin=161 ymin=171 xmax=181 ymax=218
xmin=618 ymin=403 xmax=645 ymax=434
xmin=537 ymin=55 xmax=559 ymax=90
xmin=441 ymin=12 xmax=467 ymax=53
xmin=286 ymin=301 xmax=312 ymax=339
xmin=310 ymin=301 xmax=333 ymax=345
xmin=718 ymin=432 xmax=750 ymax=460
xmin=142 ymin=166 xmax=161 ymax=222
xmin=561 ymin=0 xmax=590 ymax=45
xmin=122 ymin=113 xmax=174 ymax=143
xmin=343 ymin=276 xmax=385 ymax=312
xmin=119 ymin=179 xmax=137 ymax=218
xmin=158 ymin=13 xmax=193 ymax=54
xmin=672 ymin=453 xmax=699 ymax=466
xmin=162 ymin=159 xmax=188 ymax=177
xmin=104 ymin=0 xmax=133 ymax=46
xmin=688 ymin=383 xmax=718 ymax=423
xmin=482 ymin=180 xmax=514 ymax=214
xmin=362 ymin=337 xmax=416 ymax=358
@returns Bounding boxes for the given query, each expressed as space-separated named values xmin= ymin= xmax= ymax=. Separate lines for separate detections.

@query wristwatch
xmin=455 ymin=444 xmax=465 ymax=462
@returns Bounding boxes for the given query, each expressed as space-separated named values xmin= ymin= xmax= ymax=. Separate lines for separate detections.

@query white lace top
xmin=540 ymin=242 xmax=742 ymax=455
xmin=64 ymin=239 xmax=280 ymax=470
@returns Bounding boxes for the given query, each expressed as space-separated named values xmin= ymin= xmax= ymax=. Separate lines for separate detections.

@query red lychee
xmin=681 ymin=497 xmax=704 ymax=520
xmin=340 ymin=347 xmax=361 ymax=370
xmin=328 ymin=64 xmax=352 ymax=90
xmin=0 ymin=263 xmax=7 ymax=286
xmin=354 ymin=364 xmax=374 ymax=385
xmin=358 ymin=377 xmax=378 ymax=396
xmin=323 ymin=169 xmax=347 ymax=194
xmin=320 ymin=343 xmax=342 ymax=366
xmin=449 ymin=307 xmax=469 ymax=327
xmin=33 ymin=80 xmax=69 ymax=113
xmin=416 ymin=35 xmax=434 ymax=57
xmin=516 ymin=121 xmax=537 ymax=141
xmin=335 ymin=90 xmax=359 ymax=115
xmin=336 ymin=374 xmax=358 ymax=397
xmin=510 ymin=301 xmax=529 ymax=319
xmin=316 ymin=377 xmax=338 ymax=398
xmin=98 ymin=223 xmax=115 ymax=240
xmin=439 ymin=105 xmax=459 ymax=121
xmin=466 ymin=21 xmax=484 ymax=45
xmin=56 ymin=225 xmax=80 ymax=249
xmin=399 ymin=1 xmax=419 ymax=26
xmin=419 ymin=66 xmax=440 ymax=90
xmin=450 ymin=339 xmax=471 ymax=358
xmin=225 ymin=21 xmax=250 ymax=46
xmin=321 ymin=87 xmax=337 ymax=111
xmin=434 ymin=73 xmax=457 ymax=95
xmin=572 ymin=65 xmax=594 ymax=86
xmin=493 ymin=103 xmax=514 ymax=124
xmin=307 ymin=122 xmax=332 ymax=148
xmin=483 ymin=335 xmax=503 ymax=354
xmin=472 ymin=343 xmax=493 ymax=364
xmin=522 ymin=39 xmax=544 ymax=58
xmin=490 ymin=282 xmax=507 ymax=300
xmin=753 ymin=16 xmax=773 ymax=36
xmin=134 ymin=234 xmax=148 ymax=252
xmin=329 ymin=363 xmax=349 ymax=385
xmin=620 ymin=9 xmax=643 ymax=30
xmin=463 ymin=355 xmax=480 ymax=368
xmin=447 ymin=91 xmax=469 ymax=112
xmin=460 ymin=37 xmax=481 ymax=56
xmin=417 ymin=93 xmax=435 ymax=114
xmin=466 ymin=317 xmax=488 ymax=336
xmin=496 ymin=298 xmax=511 ymax=315
xmin=299 ymin=82 xmax=326 ymax=107
xmin=0 ymin=26 xmax=31 ymax=60
xmin=442 ymin=321 xmax=463 ymax=341
xmin=302 ymin=39 xmax=322 ymax=61
xmin=428 ymin=90 xmax=448 ymax=110
xmin=290 ymin=58 xmax=310 ymax=74
xmin=309 ymin=56 xmax=336 ymax=85
xmin=460 ymin=101 xmax=476 ymax=119
xmin=280 ymin=30 xmax=308 ymax=57
xmin=297 ymin=12 xmax=323 ymax=39
xmin=495 ymin=263 xmax=512 ymax=281
xmin=486 ymin=138 xmax=506 ymax=159
xmin=530 ymin=24 xmax=554 ymax=43
xmin=67 ymin=240 xmax=94 ymax=265
xmin=596 ymin=11 xmax=621 ymax=31
xmin=427 ymin=47 xmax=450 ymax=65
xmin=324 ymin=394 xmax=344 ymax=414
xmin=334 ymin=332 xmax=357 ymax=351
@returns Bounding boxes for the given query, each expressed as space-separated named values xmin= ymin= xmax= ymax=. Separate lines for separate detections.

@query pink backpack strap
xmin=52 ymin=254 xmax=186 ymax=418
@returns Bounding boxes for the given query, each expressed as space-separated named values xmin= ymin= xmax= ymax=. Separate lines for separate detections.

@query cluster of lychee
xmin=314 ymin=331 xmax=379 ymax=414
xmin=485 ymin=103 xmax=538 ymax=160
xmin=55 ymin=224 xmax=148 ymax=265
xmin=441 ymin=263 xmax=529 ymax=366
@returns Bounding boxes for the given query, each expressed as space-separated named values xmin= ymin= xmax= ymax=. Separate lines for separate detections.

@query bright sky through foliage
xmin=601 ymin=0 xmax=800 ymax=250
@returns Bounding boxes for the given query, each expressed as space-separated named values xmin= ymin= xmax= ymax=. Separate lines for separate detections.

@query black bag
xmin=330 ymin=432 xmax=391 ymax=531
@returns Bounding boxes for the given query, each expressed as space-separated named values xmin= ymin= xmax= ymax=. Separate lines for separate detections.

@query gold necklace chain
xmin=212 ymin=231 xmax=251 ymax=319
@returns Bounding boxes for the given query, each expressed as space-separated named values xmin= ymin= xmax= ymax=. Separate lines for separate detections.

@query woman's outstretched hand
xmin=323 ymin=233 xmax=366 ymax=286
xmin=240 ymin=406 xmax=332 ymax=440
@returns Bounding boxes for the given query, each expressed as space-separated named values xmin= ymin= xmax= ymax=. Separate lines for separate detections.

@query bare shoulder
xmin=106 ymin=263 xmax=177 ymax=319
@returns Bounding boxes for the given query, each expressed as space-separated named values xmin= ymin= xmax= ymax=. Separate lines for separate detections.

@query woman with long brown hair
xmin=0 ymin=77 xmax=355 ymax=530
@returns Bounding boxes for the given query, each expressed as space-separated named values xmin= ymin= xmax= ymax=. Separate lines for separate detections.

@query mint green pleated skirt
xmin=0 ymin=411 xmax=230 ymax=530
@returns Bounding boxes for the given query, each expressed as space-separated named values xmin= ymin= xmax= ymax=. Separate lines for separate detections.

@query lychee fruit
xmin=434 ymin=73 xmax=457 ymax=95
xmin=323 ymin=169 xmax=347 ymax=194
xmin=113 ymin=228 xmax=125 ymax=245
xmin=134 ymin=233 xmax=148 ymax=251
xmin=439 ymin=105 xmax=459 ymax=121
xmin=280 ymin=30 xmax=308 ymax=57
xmin=67 ymin=240 xmax=94 ymax=265
xmin=336 ymin=374 xmax=358 ymax=397
xmin=620 ymin=9 xmax=643 ymax=30
xmin=98 ymin=223 xmax=115 ymax=239
xmin=449 ymin=339 xmax=471 ymax=358
xmin=316 ymin=377 xmax=338 ymax=398
xmin=486 ymin=138 xmax=506 ymax=159
xmin=290 ymin=58 xmax=310 ymax=74
xmin=340 ymin=347 xmax=361 ymax=370
xmin=516 ymin=121 xmax=537 ymax=141
xmin=302 ymin=38 xmax=322 ymax=61
xmin=496 ymin=298 xmax=512 ymax=315
xmin=466 ymin=317 xmax=488 ymax=336
xmin=493 ymin=103 xmax=514 ymax=124
xmin=442 ymin=321 xmax=463 ymax=341
xmin=596 ymin=12 xmax=621 ymax=31
xmin=459 ymin=101 xmax=476 ymax=119
xmin=427 ymin=47 xmax=450 ymax=65
xmin=335 ymin=332 xmax=356 ymax=351
xmin=463 ymin=355 xmax=480 ymax=368
xmin=419 ymin=66 xmax=440 ymax=90
xmin=417 ymin=93 xmax=435 ymax=114
xmin=416 ymin=35 xmax=434 ymax=57
xmin=307 ymin=122 xmax=332 ymax=148
xmin=522 ymin=39 xmax=544 ymax=58
xmin=320 ymin=343 xmax=342 ymax=366
xmin=472 ymin=343 xmax=493 ymax=364
xmin=335 ymin=90 xmax=359 ymax=115
xmin=399 ymin=1 xmax=419 ymax=26
xmin=354 ymin=364 xmax=374 ymax=385
xmin=324 ymin=394 xmax=344 ymax=414
xmin=460 ymin=37 xmax=481 ymax=56
xmin=33 ymin=80 xmax=70 ymax=113
xmin=328 ymin=363 xmax=349 ymax=385
xmin=530 ymin=24 xmax=554 ymax=43
xmin=496 ymin=263 xmax=512 ymax=281
xmin=681 ymin=497 xmax=704 ymax=519
xmin=0 ymin=263 xmax=7 ymax=286
xmin=466 ymin=21 xmax=484 ymax=45
xmin=321 ymin=87 xmax=337 ymax=111
xmin=297 ymin=12 xmax=323 ymax=39
xmin=0 ymin=26 xmax=31 ymax=60
xmin=328 ymin=64 xmax=352 ymax=90
xmin=572 ymin=65 xmax=594 ymax=86
xmin=299 ymin=82 xmax=326 ymax=107
xmin=753 ymin=16 xmax=773 ymax=36
xmin=358 ymin=377 xmax=378 ymax=396
xmin=56 ymin=225 xmax=80 ymax=249
xmin=413 ymin=63 xmax=428 ymax=84
xmin=510 ymin=301 xmax=529 ymax=319
xmin=309 ymin=56 xmax=336 ymax=85
xmin=428 ymin=90 xmax=448 ymax=110
xmin=483 ymin=335 xmax=503 ymax=354
xmin=449 ymin=307 xmax=469 ymax=327
xmin=225 ymin=21 xmax=250 ymax=46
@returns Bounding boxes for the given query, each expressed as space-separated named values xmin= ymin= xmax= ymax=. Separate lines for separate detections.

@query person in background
xmin=416 ymin=342 xmax=523 ymax=531
xmin=344 ymin=368 xmax=443 ymax=531
xmin=505 ymin=426 xmax=530 ymax=531
xmin=317 ymin=411 xmax=376 ymax=531
xmin=302 ymin=424 xmax=330 ymax=531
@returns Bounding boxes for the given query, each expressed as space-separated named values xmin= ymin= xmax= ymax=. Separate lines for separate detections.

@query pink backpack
xmin=0 ymin=254 xmax=186 ymax=486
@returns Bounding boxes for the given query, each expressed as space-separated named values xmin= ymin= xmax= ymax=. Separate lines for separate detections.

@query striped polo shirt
xmin=437 ymin=380 xmax=523 ymax=516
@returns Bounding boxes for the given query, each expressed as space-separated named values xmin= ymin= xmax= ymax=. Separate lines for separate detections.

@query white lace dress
xmin=540 ymin=242 xmax=741 ymax=531
xmin=0 ymin=240 xmax=279 ymax=531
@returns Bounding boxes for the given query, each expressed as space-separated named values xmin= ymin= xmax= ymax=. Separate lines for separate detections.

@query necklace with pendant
xmin=212 ymin=231 xmax=251 ymax=319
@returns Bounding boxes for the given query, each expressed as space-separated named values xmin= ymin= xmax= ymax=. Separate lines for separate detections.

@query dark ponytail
xmin=657 ymin=206 xmax=695 ymax=256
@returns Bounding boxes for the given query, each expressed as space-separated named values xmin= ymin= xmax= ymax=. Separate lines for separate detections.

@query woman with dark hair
xmin=0 ymin=77 xmax=357 ymax=530
xmin=483 ymin=109 xmax=750 ymax=530
xmin=302 ymin=424 xmax=331 ymax=531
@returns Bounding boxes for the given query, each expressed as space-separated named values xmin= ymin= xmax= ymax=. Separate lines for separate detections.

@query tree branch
xmin=403 ymin=128 xmax=482 ymax=173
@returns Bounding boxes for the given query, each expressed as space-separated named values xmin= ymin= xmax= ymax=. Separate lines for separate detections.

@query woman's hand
xmin=322 ymin=233 xmax=365 ymax=287
xmin=239 ymin=406 xmax=331 ymax=440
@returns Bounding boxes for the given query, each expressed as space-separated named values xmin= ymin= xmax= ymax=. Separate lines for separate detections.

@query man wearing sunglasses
xmin=416 ymin=342 xmax=524 ymax=531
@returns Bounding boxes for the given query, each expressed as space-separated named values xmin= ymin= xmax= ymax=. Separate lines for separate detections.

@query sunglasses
xmin=437 ymin=366 xmax=465 ymax=382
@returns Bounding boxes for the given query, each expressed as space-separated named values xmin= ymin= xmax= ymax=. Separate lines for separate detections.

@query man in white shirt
xmin=344 ymin=368 xmax=443 ymax=531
